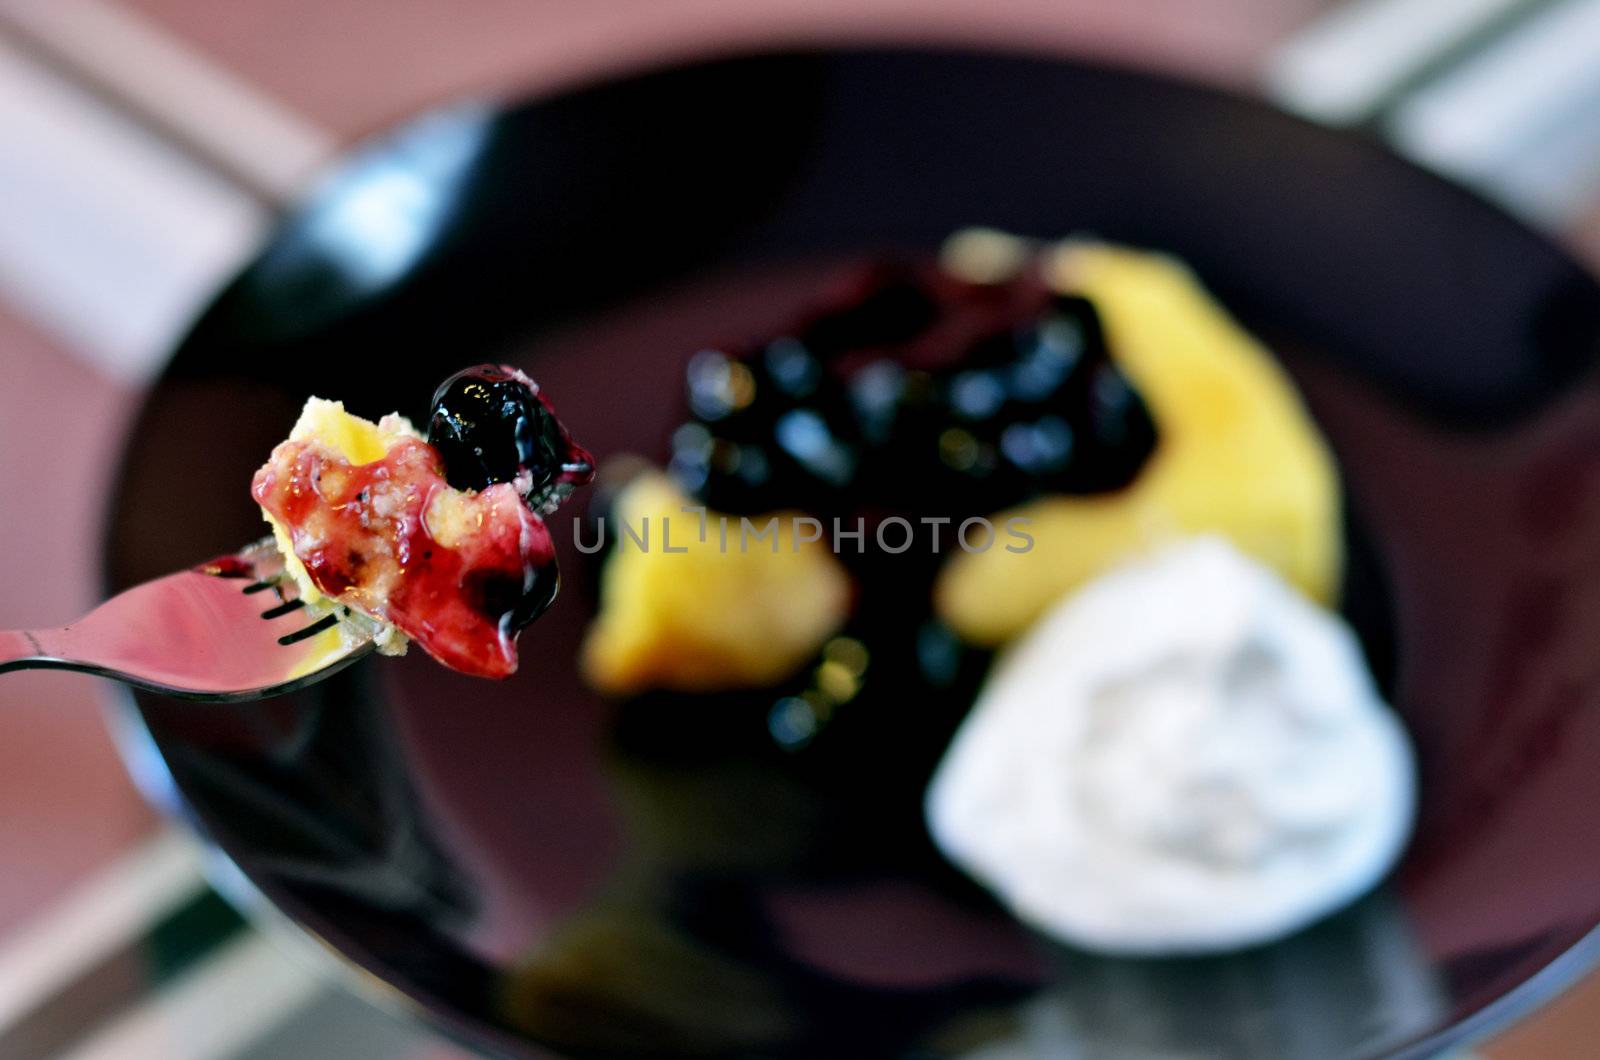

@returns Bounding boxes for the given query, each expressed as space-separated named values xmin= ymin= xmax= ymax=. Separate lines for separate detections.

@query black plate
xmin=107 ymin=48 xmax=1600 ymax=1059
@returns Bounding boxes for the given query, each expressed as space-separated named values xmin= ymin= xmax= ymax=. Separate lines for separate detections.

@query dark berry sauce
xmin=667 ymin=261 xmax=1155 ymax=521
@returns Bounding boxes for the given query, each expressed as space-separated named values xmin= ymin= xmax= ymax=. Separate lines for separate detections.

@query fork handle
xmin=0 ymin=629 xmax=51 ymax=671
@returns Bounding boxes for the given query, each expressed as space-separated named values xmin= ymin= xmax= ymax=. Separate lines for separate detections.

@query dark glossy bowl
xmin=106 ymin=48 xmax=1600 ymax=1059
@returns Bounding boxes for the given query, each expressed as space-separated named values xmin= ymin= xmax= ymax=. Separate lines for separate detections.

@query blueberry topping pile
xmin=428 ymin=365 xmax=594 ymax=509
xmin=609 ymin=258 xmax=1164 ymax=765
xmin=666 ymin=263 xmax=1157 ymax=520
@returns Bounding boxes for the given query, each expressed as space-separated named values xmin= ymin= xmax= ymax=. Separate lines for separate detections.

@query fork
xmin=0 ymin=538 xmax=376 ymax=701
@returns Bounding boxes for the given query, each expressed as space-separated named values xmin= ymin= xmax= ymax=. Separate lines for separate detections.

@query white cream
xmin=925 ymin=538 xmax=1415 ymax=955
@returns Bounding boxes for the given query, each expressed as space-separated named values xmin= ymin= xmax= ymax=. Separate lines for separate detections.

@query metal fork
xmin=0 ymin=538 xmax=376 ymax=701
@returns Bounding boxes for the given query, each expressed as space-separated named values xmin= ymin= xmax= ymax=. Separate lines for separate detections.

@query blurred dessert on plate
xmin=579 ymin=229 xmax=1415 ymax=955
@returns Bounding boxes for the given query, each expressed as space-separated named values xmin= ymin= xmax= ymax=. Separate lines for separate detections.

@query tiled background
xmin=1 ymin=0 xmax=1599 ymax=1056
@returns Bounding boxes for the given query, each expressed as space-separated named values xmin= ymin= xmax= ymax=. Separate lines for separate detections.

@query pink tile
xmin=0 ymin=305 xmax=156 ymax=942
xmin=122 ymin=0 xmax=1332 ymax=140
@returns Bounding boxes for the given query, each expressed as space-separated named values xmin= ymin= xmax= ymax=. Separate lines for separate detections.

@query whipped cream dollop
xmin=925 ymin=538 xmax=1415 ymax=955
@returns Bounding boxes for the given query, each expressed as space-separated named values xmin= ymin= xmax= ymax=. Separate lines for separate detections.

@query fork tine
xmin=279 ymin=614 xmax=342 ymax=646
xmin=260 ymin=599 xmax=305 ymax=620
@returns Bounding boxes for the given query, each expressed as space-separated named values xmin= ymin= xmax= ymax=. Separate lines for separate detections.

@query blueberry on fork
xmin=427 ymin=364 xmax=595 ymax=508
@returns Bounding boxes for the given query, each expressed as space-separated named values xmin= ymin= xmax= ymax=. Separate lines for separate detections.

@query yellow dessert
xmin=259 ymin=399 xmax=419 ymax=655
xmin=581 ymin=473 xmax=853 ymax=695
xmin=934 ymin=242 xmax=1341 ymax=645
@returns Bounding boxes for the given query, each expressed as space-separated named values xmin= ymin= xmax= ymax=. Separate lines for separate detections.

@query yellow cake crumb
xmin=262 ymin=398 xmax=421 ymax=656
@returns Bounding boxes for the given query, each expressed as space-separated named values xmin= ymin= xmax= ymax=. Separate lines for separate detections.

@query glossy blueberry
xmin=774 ymin=409 xmax=857 ymax=488
xmin=1088 ymin=364 xmax=1147 ymax=449
xmin=666 ymin=422 xmax=716 ymax=495
xmin=763 ymin=338 xmax=822 ymax=398
xmin=1000 ymin=416 xmax=1075 ymax=475
xmin=427 ymin=365 xmax=592 ymax=502
xmin=848 ymin=360 xmax=909 ymax=446
xmin=685 ymin=350 xmax=754 ymax=422
xmin=948 ymin=370 xmax=1008 ymax=421
xmin=1010 ymin=319 xmax=1085 ymax=402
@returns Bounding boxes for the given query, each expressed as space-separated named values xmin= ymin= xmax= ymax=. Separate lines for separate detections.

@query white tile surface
xmin=1265 ymin=0 xmax=1530 ymax=124
xmin=57 ymin=932 xmax=325 ymax=1060
xmin=0 ymin=830 xmax=206 ymax=1033
xmin=1271 ymin=0 xmax=1600 ymax=226
xmin=1489 ymin=90 xmax=1600 ymax=222
xmin=0 ymin=34 xmax=265 ymax=381
xmin=1385 ymin=0 xmax=1600 ymax=217
xmin=0 ymin=0 xmax=335 ymax=203
xmin=1382 ymin=0 xmax=1600 ymax=177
